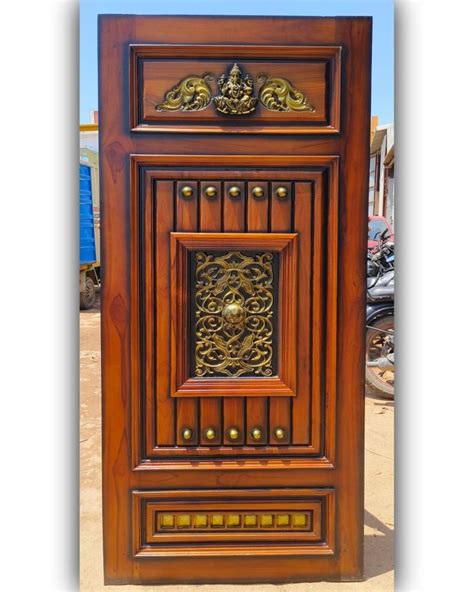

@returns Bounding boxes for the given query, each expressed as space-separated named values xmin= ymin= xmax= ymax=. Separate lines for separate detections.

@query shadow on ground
xmin=364 ymin=510 xmax=394 ymax=579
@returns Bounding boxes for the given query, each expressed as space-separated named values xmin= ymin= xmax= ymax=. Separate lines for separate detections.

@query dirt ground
xmin=80 ymin=294 xmax=394 ymax=591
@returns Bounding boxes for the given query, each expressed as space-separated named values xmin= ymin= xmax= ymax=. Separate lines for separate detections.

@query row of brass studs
xmin=158 ymin=511 xmax=309 ymax=530
xmin=180 ymin=185 xmax=288 ymax=200
xmin=182 ymin=426 xmax=285 ymax=442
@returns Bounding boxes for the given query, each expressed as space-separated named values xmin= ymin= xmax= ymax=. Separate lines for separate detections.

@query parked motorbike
xmin=366 ymin=229 xmax=394 ymax=399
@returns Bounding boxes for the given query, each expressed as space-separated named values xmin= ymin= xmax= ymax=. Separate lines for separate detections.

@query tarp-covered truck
xmin=80 ymin=147 xmax=100 ymax=309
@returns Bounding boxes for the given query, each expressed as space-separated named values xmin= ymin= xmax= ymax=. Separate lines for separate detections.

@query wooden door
xmin=99 ymin=16 xmax=371 ymax=585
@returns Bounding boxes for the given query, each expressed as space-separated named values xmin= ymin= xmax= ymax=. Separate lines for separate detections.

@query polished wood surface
xmin=100 ymin=15 xmax=371 ymax=584
xmin=130 ymin=44 xmax=341 ymax=133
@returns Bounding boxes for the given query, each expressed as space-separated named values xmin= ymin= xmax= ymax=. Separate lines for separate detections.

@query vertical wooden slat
xmin=200 ymin=398 xmax=222 ymax=445
xmin=223 ymin=180 xmax=246 ymax=443
xmin=200 ymin=181 xmax=222 ymax=232
xmin=223 ymin=181 xmax=246 ymax=231
xmin=144 ymin=178 xmax=154 ymax=450
xmin=292 ymin=181 xmax=312 ymax=444
xmin=269 ymin=181 xmax=292 ymax=445
xmin=246 ymin=181 xmax=269 ymax=444
xmin=154 ymin=180 xmax=175 ymax=445
xmin=246 ymin=397 xmax=268 ymax=445
xmin=247 ymin=181 xmax=269 ymax=231
xmin=311 ymin=176 xmax=324 ymax=452
xmin=175 ymin=181 xmax=198 ymax=446
xmin=199 ymin=181 xmax=223 ymax=445
xmin=222 ymin=398 xmax=245 ymax=446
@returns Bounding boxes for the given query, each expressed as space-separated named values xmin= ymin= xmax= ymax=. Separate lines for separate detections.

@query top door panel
xmin=130 ymin=45 xmax=341 ymax=134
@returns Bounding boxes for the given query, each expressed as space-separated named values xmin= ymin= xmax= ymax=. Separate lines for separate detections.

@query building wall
xmin=369 ymin=123 xmax=394 ymax=226
xmin=80 ymin=130 xmax=98 ymax=152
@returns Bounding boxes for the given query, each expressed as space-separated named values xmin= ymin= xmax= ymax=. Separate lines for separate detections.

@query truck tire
xmin=80 ymin=277 xmax=96 ymax=310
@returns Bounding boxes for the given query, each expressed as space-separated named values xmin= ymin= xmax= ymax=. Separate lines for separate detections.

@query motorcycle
xmin=366 ymin=229 xmax=394 ymax=399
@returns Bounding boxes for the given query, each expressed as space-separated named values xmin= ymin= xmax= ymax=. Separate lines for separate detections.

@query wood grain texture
xmin=130 ymin=44 xmax=341 ymax=133
xmin=100 ymin=15 xmax=371 ymax=584
xmin=131 ymin=161 xmax=338 ymax=462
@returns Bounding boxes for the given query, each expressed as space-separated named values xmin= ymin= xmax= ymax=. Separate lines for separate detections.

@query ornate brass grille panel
xmin=191 ymin=250 xmax=278 ymax=378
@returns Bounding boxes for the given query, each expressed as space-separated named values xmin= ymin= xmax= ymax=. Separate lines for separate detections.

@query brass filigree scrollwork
xmin=154 ymin=63 xmax=314 ymax=115
xmin=257 ymin=74 xmax=315 ymax=112
xmin=213 ymin=63 xmax=258 ymax=115
xmin=193 ymin=251 xmax=275 ymax=378
xmin=155 ymin=73 xmax=214 ymax=112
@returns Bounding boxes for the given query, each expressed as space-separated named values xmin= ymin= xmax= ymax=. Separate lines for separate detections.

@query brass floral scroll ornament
xmin=154 ymin=73 xmax=214 ymax=111
xmin=154 ymin=63 xmax=314 ymax=115
xmin=257 ymin=74 xmax=315 ymax=112
xmin=193 ymin=251 xmax=275 ymax=378
xmin=213 ymin=63 xmax=258 ymax=115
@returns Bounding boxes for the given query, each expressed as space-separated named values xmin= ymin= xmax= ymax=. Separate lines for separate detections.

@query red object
xmin=368 ymin=215 xmax=394 ymax=249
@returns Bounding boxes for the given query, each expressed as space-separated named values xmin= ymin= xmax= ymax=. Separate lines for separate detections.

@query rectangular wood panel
xmin=246 ymin=181 xmax=269 ymax=444
xmin=222 ymin=180 xmax=245 ymax=445
xmin=130 ymin=44 xmax=341 ymax=134
xmin=132 ymin=160 xmax=337 ymax=460
xmin=198 ymin=180 xmax=223 ymax=448
xmin=292 ymin=182 xmax=313 ymax=444
xmin=132 ymin=488 xmax=335 ymax=556
xmin=154 ymin=180 xmax=175 ymax=445
xmin=175 ymin=180 xmax=198 ymax=446
xmin=269 ymin=181 xmax=292 ymax=446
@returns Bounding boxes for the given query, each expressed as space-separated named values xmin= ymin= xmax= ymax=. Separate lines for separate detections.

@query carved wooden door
xmin=99 ymin=16 xmax=371 ymax=585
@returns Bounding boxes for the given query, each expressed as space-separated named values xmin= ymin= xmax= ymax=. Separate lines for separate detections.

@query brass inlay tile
xmin=244 ymin=514 xmax=257 ymax=527
xmin=276 ymin=514 xmax=290 ymax=527
xmin=160 ymin=514 xmax=174 ymax=528
xmin=194 ymin=514 xmax=208 ymax=527
xmin=176 ymin=514 xmax=191 ymax=528
xmin=227 ymin=514 xmax=241 ymax=527
xmin=211 ymin=514 xmax=224 ymax=527
xmin=260 ymin=514 xmax=273 ymax=527
xmin=292 ymin=513 xmax=307 ymax=527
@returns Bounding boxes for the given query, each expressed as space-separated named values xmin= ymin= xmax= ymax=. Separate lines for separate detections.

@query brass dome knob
xmin=252 ymin=186 xmax=265 ymax=199
xmin=228 ymin=185 xmax=241 ymax=198
xmin=222 ymin=302 xmax=245 ymax=325
xmin=205 ymin=428 xmax=216 ymax=441
xmin=251 ymin=427 xmax=263 ymax=441
xmin=182 ymin=427 xmax=193 ymax=441
xmin=228 ymin=427 xmax=240 ymax=441
xmin=274 ymin=427 xmax=286 ymax=440
xmin=275 ymin=186 xmax=288 ymax=199
xmin=181 ymin=185 xmax=194 ymax=199
xmin=204 ymin=186 xmax=217 ymax=198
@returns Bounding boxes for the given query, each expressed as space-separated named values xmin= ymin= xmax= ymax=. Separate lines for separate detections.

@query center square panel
xmin=170 ymin=232 xmax=298 ymax=398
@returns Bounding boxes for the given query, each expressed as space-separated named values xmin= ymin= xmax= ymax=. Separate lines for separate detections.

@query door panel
xmin=100 ymin=15 xmax=371 ymax=585
xmin=130 ymin=44 xmax=341 ymax=134
xmin=131 ymin=159 xmax=333 ymax=461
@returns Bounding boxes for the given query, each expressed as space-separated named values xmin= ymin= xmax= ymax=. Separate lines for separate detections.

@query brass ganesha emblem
xmin=214 ymin=63 xmax=259 ymax=115
xmin=155 ymin=63 xmax=314 ymax=115
xmin=193 ymin=251 xmax=276 ymax=378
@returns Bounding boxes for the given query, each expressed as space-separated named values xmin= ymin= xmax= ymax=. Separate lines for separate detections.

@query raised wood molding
xmin=132 ymin=488 xmax=335 ymax=557
xmin=170 ymin=232 xmax=298 ymax=397
xmin=129 ymin=154 xmax=338 ymax=468
xmin=130 ymin=44 xmax=341 ymax=134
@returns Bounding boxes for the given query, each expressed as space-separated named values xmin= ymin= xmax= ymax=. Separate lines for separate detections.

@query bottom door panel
xmin=132 ymin=488 xmax=335 ymax=557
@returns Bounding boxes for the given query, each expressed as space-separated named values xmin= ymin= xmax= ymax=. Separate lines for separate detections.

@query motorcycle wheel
xmin=366 ymin=315 xmax=394 ymax=400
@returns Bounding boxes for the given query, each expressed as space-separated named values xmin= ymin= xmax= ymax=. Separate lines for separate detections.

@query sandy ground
xmin=80 ymin=294 xmax=394 ymax=591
